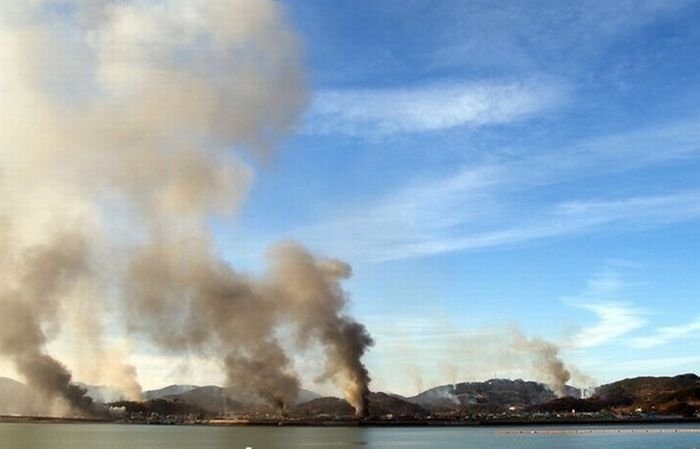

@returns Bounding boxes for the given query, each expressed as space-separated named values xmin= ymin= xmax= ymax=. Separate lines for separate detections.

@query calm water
xmin=1 ymin=423 xmax=699 ymax=449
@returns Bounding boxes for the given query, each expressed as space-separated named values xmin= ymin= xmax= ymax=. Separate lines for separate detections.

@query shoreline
xmin=1 ymin=415 xmax=699 ymax=427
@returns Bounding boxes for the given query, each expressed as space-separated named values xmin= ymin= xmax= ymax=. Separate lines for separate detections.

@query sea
xmin=1 ymin=423 xmax=699 ymax=449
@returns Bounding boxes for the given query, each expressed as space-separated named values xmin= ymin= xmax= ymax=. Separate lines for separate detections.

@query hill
xmin=591 ymin=373 xmax=700 ymax=415
xmin=368 ymin=392 xmax=429 ymax=417
xmin=162 ymin=386 xmax=244 ymax=414
xmin=293 ymin=396 xmax=353 ymax=417
xmin=293 ymin=392 xmax=428 ymax=418
xmin=155 ymin=385 xmax=322 ymax=414
xmin=529 ymin=373 xmax=700 ymax=417
xmin=4 ymin=374 xmax=698 ymax=420
xmin=407 ymin=378 xmax=580 ymax=412
xmin=0 ymin=377 xmax=43 ymax=416
xmin=144 ymin=384 xmax=198 ymax=400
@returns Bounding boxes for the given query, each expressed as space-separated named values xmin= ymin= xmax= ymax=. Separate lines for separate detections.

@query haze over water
xmin=2 ymin=424 xmax=700 ymax=449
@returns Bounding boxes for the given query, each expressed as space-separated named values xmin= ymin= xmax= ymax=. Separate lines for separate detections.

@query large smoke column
xmin=123 ymin=240 xmax=303 ymax=409
xmin=0 ymin=0 xmax=373 ymax=416
xmin=267 ymin=244 xmax=374 ymax=416
xmin=123 ymin=240 xmax=374 ymax=413
xmin=0 ymin=231 xmax=97 ymax=415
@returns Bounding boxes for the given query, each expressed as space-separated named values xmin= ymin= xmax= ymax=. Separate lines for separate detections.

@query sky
xmin=216 ymin=0 xmax=700 ymax=394
xmin=2 ymin=0 xmax=700 ymax=398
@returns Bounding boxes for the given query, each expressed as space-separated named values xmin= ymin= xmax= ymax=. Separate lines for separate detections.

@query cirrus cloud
xmin=305 ymin=78 xmax=565 ymax=136
xmin=630 ymin=317 xmax=700 ymax=349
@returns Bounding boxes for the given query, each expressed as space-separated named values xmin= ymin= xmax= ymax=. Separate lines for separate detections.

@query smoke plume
xmin=0 ymin=231 xmax=98 ymax=415
xmin=267 ymin=244 xmax=374 ymax=416
xmin=0 ymin=0 xmax=373 ymax=416
xmin=512 ymin=330 xmax=571 ymax=397
xmin=123 ymin=240 xmax=374 ymax=413
xmin=439 ymin=326 xmax=578 ymax=397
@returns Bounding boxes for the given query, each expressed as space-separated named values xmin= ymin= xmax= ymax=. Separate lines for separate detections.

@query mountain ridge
xmin=1 ymin=374 xmax=698 ymax=418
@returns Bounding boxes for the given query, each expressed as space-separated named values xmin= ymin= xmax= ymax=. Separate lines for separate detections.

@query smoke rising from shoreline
xmin=424 ymin=326 xmax=583 ymax=397
xmin=512 ymin=330 xmax=571 ymax=397
xmin=123 ymin=240 xmax=374 ymax=413
xmin=0 ymin=231 xmax=98 ymax=414
xmin=268 ymin=244 xmax=374 ymax=416
xmin=0 ymin=0 xmax=373 ymax=416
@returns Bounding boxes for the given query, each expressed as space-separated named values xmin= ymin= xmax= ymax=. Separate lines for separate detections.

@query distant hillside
xmin=156 ymin=385 xmax=322 ymax=414
xmin=368 ymin=392 xmax=429 ymax=417
xmin=528 ymin=396 xmax=601 ymax=413
xmin=297 ymin=388 xmax=322 ymax=404
xmin=162 ymin=386 xmax=243 ymax=414
xmin=294 ymin=396 xmax=353 ymax=417
xmin=529 ymin=374 xmax=700 ymax=417
xmin=0 ymin=378 xmax=321 ymax=417
xmin=5 ymin=374 xmax=699 ymax=419
xmin=294 ymin=392 xmax=428 ymax=418
xmin=592 ymin=373 xmax=700 ymax=414
xmin=0 ymin=378 xmax=131 ymax=415
xmin=109 ymin=398 xmax=205 ymax=417
xmin=0 ymin=377 xmax=43 ymax=415
xmin=408 ymin=378 xmax=580 ymax=412
xmin=144 ymin=384 xmax=198 ymax=400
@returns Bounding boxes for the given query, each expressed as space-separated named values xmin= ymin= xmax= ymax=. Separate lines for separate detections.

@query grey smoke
xmin=512 ymin=330 xmax=571 ymax=397
xmin=0 ymin=0 xmax=373 ymax=416
xmin=122 ymin=239 xmax=297 ymax=408
xmin=267 ymin=244 xmax=374 ymax=416
xmin=0 ymin=231 xmax=98 ymax=415
xmin=440 ymin=326 xmax=580 ymax=397
xmin=123 ymin=240 xmax=373 ymax=413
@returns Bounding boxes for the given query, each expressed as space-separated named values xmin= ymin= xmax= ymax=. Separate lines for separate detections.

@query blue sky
xmin=213 ymin=0 xmax=700 ymax=394
xmin=2 ymin=0 xmax=698 ymax=398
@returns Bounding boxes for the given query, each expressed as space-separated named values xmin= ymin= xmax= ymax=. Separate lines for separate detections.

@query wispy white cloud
xmin=418 ymin=191 xmax=700 ymax=257
xmin=569 ymin=302 xmax=647 ymax=349
xmin=561 ymin=270 xmax=648 ymax=349
xmin=579 ymin=271 xmax=629 ymax=298
xmin=299 ymin=188 xmax=700 ymax=263
xmin=306 ymin=78 xmax=564 ymax=136
xmin=291 ymin=117 xmax=700 ymax=262
xmin=630 ymin=317 xmax=700 ymax=349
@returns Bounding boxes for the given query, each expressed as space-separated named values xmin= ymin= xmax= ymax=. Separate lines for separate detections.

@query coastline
xmin=1 ymin=415 xmax=698 ymax=427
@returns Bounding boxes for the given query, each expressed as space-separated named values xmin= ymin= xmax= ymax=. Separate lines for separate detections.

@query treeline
xmin=109 ymin=399 xmax=206 ymax=417
xmin=530 ymin=374 xmax=700 ymax=417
